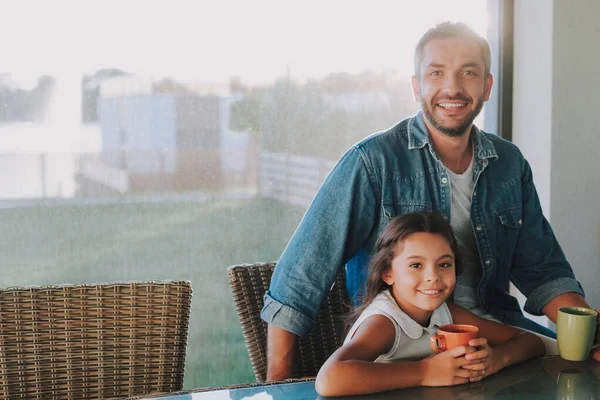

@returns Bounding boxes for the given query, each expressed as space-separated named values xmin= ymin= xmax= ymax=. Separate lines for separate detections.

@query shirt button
xmin=518 ymin=219 xmax=522 ymax=225
xmin=473 ymin=191 xmax=477 ymax=196
xmin=442 ymin=215 xmax=448 ymax=220
xmin=485 ymin=260 xmax=491 ymax=265
xmin=441 ymin=177 xmax=448 ymax=184
xmin=476 ymin=225 xmax=483 ymax=231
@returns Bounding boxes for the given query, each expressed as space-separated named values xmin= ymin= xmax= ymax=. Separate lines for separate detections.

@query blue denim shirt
xmin=261 ymin=112 xmax=583 ymax=337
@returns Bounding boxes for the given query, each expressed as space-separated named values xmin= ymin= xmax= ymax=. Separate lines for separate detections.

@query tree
xmin=228 ymin=70 xmax=418 ymax=159
xmin=81 ymin=68 xmax=129 ymax=123
xmin=230 ymin=89 xmax=262 ymax=135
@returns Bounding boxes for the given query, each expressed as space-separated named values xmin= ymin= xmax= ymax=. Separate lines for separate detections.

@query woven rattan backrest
xmin=227 ymin=262 xmax=349 ymax=382
xmin=0 ymin=281 xmax=192 ymax=399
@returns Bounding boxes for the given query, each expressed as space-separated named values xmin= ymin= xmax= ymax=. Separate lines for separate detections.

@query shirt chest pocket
xmin=495 ymin=207 xmax=522 ymax=266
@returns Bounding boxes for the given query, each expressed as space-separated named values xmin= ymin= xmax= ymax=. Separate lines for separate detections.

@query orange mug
xmin=430 ymin=324 xmax=479 ymax=352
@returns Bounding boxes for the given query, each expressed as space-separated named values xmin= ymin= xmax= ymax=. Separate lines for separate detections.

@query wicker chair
xmin=227 ymin=262 xmax=350 ymax=382
xmin=0 ymin=281 xmax=192 ymax=400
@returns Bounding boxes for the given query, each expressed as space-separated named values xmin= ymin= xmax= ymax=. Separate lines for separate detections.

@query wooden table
xmin=139 ymin=356 xmax=600 ymax=399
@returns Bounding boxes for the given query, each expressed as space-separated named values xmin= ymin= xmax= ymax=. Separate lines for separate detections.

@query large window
xmin=0 ymin=0 xmax=502 ymax=388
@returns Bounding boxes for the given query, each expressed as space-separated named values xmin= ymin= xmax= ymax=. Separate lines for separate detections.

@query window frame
xmin=484 ymin=0 xmax=514 ymax=141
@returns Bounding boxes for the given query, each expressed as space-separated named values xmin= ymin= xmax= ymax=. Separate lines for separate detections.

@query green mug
xmin=556 ymin=306 xmax=600 ymax=361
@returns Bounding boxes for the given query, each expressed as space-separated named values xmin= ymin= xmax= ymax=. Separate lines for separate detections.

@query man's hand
xmin=420 ymin=345 xmax=484 ymax=387
xmin=267 ymin=325 xmax=297 ymax=380
xmin=592 ymin=309 xmax=600 ymax=362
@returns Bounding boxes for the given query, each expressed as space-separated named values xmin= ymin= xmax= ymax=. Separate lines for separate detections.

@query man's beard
xmin=421 ymin=94 xmax=485 ymax=137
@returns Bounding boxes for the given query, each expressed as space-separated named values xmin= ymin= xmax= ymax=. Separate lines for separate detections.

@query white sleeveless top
xmin=345 ymin=290 xmax=453 ymax=361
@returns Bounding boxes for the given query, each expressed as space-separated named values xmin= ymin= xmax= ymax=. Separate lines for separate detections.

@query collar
xmin=372 ymin=290 xmax=451 ymax=339
xmin=407 ymin=111 xmax=498 ymax=164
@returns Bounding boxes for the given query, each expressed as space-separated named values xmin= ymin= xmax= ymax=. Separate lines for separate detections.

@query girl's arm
xmin=315 ymin=314 xmax=485 ymax=397
xmin=448 ymin=303 xmax=546 ymax=382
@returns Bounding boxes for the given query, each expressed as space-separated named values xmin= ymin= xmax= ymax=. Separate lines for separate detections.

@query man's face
xmin=411 ymin=36 xmax=493 ymax=137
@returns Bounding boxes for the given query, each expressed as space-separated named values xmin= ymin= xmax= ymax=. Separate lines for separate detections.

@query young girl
xmin=315 ymin=212 xmax=545 ymax=397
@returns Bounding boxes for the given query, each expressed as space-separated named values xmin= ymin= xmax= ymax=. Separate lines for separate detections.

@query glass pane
xmin=0 ymin=0 xmax=497 ymax=389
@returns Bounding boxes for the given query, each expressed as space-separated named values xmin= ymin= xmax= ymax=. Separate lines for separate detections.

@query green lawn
xmin=0 ymin=197 xmax=305 ymax=389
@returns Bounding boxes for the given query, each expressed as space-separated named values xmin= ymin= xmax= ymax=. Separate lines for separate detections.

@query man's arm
xmin=541 ymin=292 xmax=589 ymax=323
xmin=261 ymin=146 xmax=379 ymax=378
xmin=267 ymin=325 xmax=297 ymax=380
xmin=508 ymin=158 xmax=584 ymax=316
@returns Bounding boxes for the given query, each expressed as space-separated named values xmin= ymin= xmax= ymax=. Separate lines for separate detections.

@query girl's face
xmin=382 ymin=232 xmax=456 ymax=326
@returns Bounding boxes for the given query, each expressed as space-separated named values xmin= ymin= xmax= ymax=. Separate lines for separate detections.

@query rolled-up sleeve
xmin=260 ymin=146 xmax=378 ymax=336
xmin=261 ymin=293 xmax=316 ymax=337
xmin=524 ymin=277 xmax=584 ymax=316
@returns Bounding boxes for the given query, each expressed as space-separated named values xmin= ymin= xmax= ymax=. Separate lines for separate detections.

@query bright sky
xmin=1 ymin=0 xmax=488 ymax=86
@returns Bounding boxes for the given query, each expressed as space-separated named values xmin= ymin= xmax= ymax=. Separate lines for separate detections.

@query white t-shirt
xmin=447 ymin=158 xmax=500 ymax=322
xmin=344 ymin=290 xmax=453 ymax=361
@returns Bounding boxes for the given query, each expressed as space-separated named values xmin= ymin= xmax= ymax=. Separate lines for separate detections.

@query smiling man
xmin=261 ymin=22 xmax=595 ymax=380
xmin=415 ymin=37 xmax=492 ymax=139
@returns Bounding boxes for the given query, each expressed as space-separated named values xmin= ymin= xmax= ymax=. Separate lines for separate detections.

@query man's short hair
xmin=414 ymin=21 xmax=491 ymax=78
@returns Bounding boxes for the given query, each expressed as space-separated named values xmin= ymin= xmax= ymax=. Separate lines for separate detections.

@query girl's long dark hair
xmin=347 ymin=212 xmax=462 ymax=329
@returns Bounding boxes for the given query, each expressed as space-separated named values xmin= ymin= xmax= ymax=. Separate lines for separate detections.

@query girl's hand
xmin=461 ymin=337 xmax=504 ymax=382
xmin=421 ymin=345 xmax=486 ymax=386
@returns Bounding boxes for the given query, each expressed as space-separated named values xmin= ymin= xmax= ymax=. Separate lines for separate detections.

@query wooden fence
xmin=259 ymin=152 xmax=336 ymax=208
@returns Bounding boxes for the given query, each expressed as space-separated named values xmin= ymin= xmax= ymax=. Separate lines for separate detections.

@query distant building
xmin=77 ymin=75 xmax=253 ymax=194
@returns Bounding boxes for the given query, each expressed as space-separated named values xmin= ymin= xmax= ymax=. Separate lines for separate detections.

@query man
xmin=261 ymin=22 xmax=595 ymax=380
